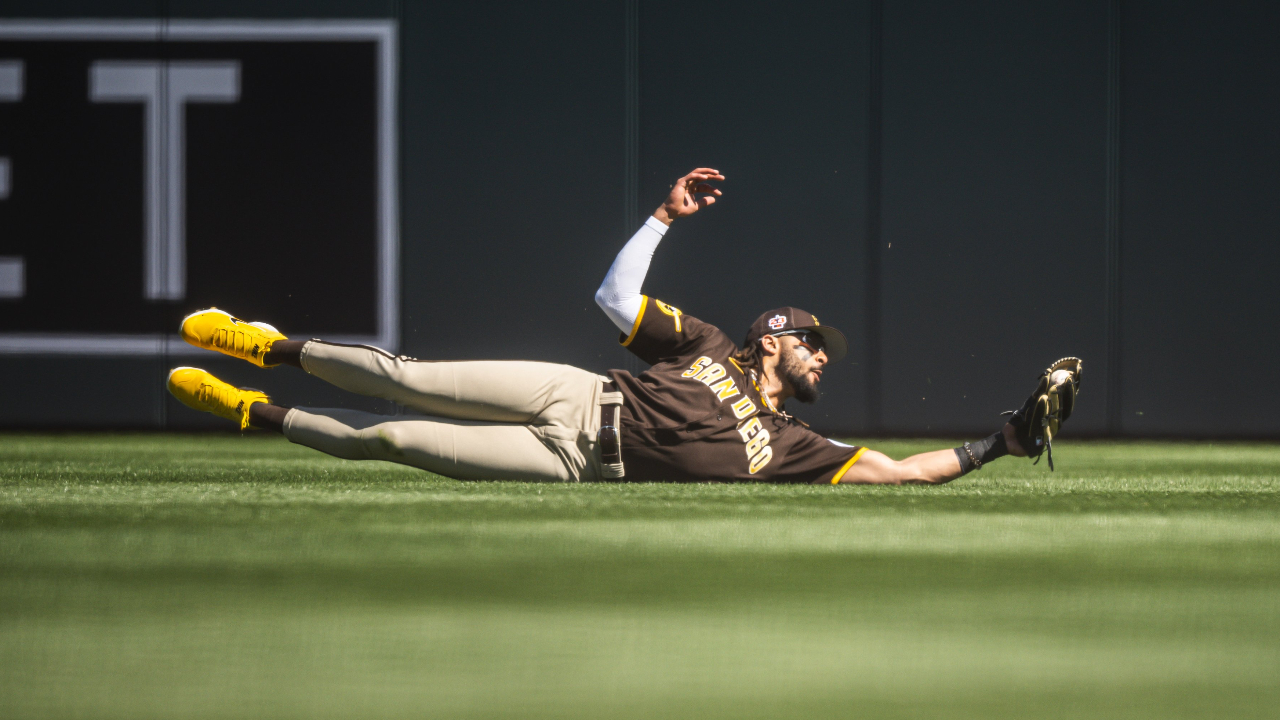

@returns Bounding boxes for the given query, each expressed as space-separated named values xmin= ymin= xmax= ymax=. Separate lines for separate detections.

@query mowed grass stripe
xmin=0 ymin=434 xmax=1278 ymax=720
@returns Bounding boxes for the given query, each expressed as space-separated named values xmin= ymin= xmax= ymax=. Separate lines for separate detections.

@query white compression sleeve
xmin=595 ymin=216 xmax=670 ymax=333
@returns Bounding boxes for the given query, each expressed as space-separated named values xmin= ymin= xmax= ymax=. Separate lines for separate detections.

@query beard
xmin=778 ymin=344 xmax=820 ymax=403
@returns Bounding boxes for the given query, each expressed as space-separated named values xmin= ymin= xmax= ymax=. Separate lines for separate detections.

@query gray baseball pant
xmin=281 ymin=341 xmax=612 ymax=482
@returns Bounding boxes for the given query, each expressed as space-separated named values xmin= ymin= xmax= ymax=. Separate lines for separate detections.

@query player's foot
xmin=167 ymin=367 xmax=270 ymax=430
xmin=180 ymin=308 xmax=287 ymax=367
xmin=1004 ymin=357 xmax=1083 ymax=470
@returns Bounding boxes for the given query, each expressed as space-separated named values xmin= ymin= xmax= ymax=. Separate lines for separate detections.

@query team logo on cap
xmin=768 ymin=315 xmax=787 ymax=330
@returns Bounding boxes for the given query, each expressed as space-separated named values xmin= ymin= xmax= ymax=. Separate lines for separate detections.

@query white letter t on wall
xmin=89 ymin=61 xmax=239 ymax=300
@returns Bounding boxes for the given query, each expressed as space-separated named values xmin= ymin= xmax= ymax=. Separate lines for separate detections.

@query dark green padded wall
xmin=0 ymin=0 xmax=1276 ymax=436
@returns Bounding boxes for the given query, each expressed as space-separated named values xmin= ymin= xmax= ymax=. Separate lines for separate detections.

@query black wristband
xmin=954 ymin=432 xmax=1009 ymax=476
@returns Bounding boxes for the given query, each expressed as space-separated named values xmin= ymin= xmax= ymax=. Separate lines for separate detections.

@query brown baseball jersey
xmin=606 ymin=295 xmax=866 ymax=483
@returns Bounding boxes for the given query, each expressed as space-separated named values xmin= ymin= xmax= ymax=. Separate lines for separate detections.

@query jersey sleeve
xmin=619 ymin=295 xmax=735 ymax=366
xmin=771 ymin=428 xmax=867 ymax=484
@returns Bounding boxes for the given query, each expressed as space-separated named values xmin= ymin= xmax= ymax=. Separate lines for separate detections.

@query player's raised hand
xmin=652 ymin=168 xmax=724 ymax=225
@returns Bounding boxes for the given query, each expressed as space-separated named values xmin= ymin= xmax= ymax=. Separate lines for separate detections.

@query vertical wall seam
xmin=396 ymin=0 xmax=405 ymax=362
xmin=1105 ymin=0 xmax=1123 ymax=434
xmin=623 ymin=0 xmax=641 ymax=375
xmin=865 ymin=0 xmax=884 ymax=434
xmin=624 ymin=0 xmax=639 ymax=232
xmin=158 ymin=0 xmax=170 ymax=429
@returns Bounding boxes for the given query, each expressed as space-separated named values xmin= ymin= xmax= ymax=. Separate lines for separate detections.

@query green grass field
xmin=1 ymin=434 xmax=1278 ymax=719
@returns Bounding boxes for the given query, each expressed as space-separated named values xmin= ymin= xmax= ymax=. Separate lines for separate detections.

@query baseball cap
xmin=743 ymin=307 xmax=848 ymax=362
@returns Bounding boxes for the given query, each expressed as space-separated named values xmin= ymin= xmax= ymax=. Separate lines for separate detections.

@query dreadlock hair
xmin=731 ymin=337 xmax=767 ymax=376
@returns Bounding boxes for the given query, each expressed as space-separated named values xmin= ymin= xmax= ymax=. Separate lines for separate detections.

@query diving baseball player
xmin=168 ymin=168 xmax=1081 ymax=484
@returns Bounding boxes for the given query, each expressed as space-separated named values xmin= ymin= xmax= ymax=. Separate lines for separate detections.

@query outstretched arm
xmin=595 ymin=168 xmax=724 ymax=333
xmin=836 ymin=447 xmax=965 ymax=485
xmin=834 ymin=425 xmax=1025 ymax=485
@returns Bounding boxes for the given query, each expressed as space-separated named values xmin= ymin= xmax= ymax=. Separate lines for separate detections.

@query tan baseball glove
xmin=1005 ymin=357 xmax=1083 ymax=470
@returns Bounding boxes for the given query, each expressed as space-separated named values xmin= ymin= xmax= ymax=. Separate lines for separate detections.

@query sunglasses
xmin=772 ymin=329 xmax=826 ymax=353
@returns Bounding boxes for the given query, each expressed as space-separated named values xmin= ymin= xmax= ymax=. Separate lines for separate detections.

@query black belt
xmin=599 ymin=380 xmax=623 ymax=469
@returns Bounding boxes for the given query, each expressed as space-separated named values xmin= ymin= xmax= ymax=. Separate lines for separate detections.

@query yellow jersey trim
xmin=831 ymin=447 xmax=868 ymax=484
xmin=621 ymin=295 xmax=648 ymax=347
xmin=728 ymin=357 xmax=744 ymax=373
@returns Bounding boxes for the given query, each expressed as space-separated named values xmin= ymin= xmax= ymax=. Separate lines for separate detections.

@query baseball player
xmin=168 ymin=168 xmax=1081 ymax=483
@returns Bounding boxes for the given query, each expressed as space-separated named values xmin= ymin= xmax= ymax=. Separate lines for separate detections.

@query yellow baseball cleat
xmin=180 ymin=308 xmax=287 ymax=367
xmin=167 ymin=367 xmax=270 ymax=430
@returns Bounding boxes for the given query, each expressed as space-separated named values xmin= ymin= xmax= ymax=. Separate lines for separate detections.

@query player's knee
xmin=366 ymin=424 xmax=411 ymax=459
xmin=368 ymin=351 xmax=408 ymax=379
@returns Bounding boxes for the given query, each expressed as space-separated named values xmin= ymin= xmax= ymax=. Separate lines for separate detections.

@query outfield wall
xmin=0 ymin=1 xmax=1276 ymax=438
